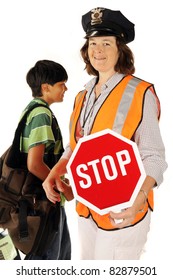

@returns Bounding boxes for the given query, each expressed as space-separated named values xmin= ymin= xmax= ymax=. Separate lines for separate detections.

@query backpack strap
xmin=6 ymin=103 xmax=56 ymax=168
xmin=18 ymin=199 xmax=29 ymax=240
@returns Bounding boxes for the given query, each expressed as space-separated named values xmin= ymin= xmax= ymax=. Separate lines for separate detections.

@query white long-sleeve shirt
xmin=62 ymin=73 xmax=167 ymax=186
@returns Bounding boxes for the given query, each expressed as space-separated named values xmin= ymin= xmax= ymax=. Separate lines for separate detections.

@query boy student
xmin=20 ymin=60 xmax=73 ymax=259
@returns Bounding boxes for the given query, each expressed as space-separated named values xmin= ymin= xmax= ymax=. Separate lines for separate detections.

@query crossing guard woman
xmin=43 ymin=7 xmax=167 ymax=260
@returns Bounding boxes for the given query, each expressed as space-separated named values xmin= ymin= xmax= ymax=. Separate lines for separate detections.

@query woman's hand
xmin=109 ymin=207 xmax=138 ymax=228
xmin=109 ymin=175 xmax=156 ymax=228
xmin=61 ymin=178 xmax=74 ymax=201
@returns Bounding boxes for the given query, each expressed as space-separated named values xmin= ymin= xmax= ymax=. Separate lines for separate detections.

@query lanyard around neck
xmin=80 ymin=85 xmax=102 ymax=136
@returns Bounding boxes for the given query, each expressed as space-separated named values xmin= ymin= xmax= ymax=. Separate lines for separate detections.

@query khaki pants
xmin=78 ymin=211 xmax=151 ymax=260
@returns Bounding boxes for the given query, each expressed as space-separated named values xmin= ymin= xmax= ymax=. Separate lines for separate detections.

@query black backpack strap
xmin=18 ymin=199 xmax=29 ymax=240
xmin=6 ymin=103 xmax=54 ymax=168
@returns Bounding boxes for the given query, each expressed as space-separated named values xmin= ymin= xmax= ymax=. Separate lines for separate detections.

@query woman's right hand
xmin=61 ymin=178 xmax=74 ymax=201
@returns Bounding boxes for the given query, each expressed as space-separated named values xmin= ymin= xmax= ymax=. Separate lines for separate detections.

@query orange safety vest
xmin=69 ymin=75 xmax=159 ymax=230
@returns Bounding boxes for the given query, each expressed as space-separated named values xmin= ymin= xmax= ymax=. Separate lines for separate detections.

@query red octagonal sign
xmin=67 ymin=129 xmax=146 ymax=215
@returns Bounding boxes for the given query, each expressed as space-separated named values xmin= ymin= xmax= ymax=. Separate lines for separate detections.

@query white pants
xmin=78 ymin=211 xmax=151 ymax=260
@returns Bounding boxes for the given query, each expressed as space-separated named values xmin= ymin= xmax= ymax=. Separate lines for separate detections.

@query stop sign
xmin=67 ymin=129 xmax=146 ymax=215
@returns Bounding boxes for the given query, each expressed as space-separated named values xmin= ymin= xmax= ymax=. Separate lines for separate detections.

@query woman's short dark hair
xmin=26 ymin=60 xmax=68 ymax=97
xmin=80 ymin=37 xmax=135 ymax=76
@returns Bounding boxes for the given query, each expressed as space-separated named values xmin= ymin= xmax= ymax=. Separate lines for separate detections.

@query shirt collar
xmin=84 ymin=73 xmax=125 ymax=92
xmin=34 ymin=98 xmax=49 ymax=107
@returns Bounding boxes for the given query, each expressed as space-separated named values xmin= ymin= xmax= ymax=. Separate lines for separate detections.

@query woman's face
xmin=88 ymin=36 xmax=119 ymax=74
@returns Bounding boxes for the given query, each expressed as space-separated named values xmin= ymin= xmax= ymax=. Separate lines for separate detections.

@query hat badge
xmin=91 ymin=8 xmax=104 ymax=25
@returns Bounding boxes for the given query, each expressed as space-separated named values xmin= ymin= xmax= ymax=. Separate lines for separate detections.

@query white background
xmin=0 ymin=0 xmax=172 ymax=273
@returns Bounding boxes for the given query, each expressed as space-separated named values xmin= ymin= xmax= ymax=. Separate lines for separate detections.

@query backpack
xmin=0 ymin=103 xmax=62 ymax=255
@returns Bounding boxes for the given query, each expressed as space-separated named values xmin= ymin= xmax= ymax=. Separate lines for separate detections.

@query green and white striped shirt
xmin=20 ymin=98 xmax=63 ymax=160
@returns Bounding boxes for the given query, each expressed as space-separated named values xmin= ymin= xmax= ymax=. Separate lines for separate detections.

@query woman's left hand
xmin=109 ymin=176 xmax=156 ymax=228
xmin=109 ymin=206 xmax=137 ymax=228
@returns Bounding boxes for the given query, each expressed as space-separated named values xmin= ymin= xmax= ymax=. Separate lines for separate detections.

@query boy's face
xmin=44 ymin=81 xmax=68 ymax=104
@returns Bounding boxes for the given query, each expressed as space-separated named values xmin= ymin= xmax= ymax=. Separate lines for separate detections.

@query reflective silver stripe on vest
xmin=112 ymin=77 xmax=142 ymax=134
xmin=69 ymin=90 xmax=86 ymax=132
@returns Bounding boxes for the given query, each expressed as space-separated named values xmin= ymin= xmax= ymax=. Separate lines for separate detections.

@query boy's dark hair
xmin=26 ymin=60 xmax=68 ymax=97
xmin=80 ymin=37 xmax=135 ymax=76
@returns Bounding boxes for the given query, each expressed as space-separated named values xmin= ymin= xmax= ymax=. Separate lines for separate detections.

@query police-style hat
xmin=82 ymin=7 xmax=135 ymax=44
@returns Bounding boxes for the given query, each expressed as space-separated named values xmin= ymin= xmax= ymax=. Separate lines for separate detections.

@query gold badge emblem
xmin=91 ymin=8 xmax=104 ymax=25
